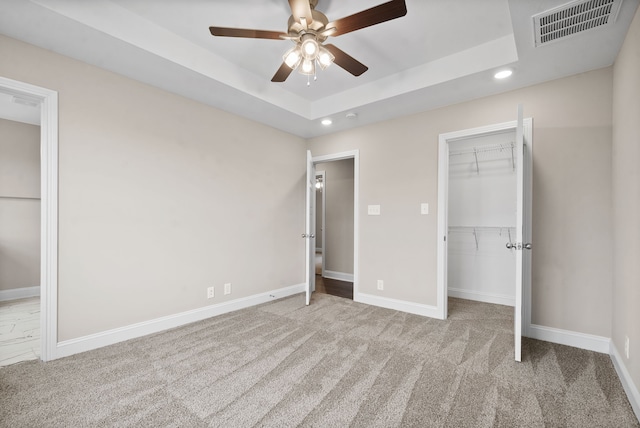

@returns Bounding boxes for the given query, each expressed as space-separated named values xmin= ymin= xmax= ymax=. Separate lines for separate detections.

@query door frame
xmin=436 ymin=119 xmax=533 ymax=332
xmin=311 ymin=150 xmax=359 ymax=300
xmin=0 ymin=76 xmax=58 ymax=362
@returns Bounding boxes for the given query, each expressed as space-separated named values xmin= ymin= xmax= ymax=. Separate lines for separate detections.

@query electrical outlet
xmin=625 ymin=336 xmax=630 ymax=359
xmin=368 ymin=205 xmax=381 ymax=216
xmin=377 ymin=280 xmax=384 ymax=291
xmin=224 ymin=283 xmax=232 ymax=295
xmin=207 ymin=286 xmax=214 ymax=299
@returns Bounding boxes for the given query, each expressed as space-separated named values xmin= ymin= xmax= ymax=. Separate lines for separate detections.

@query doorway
xmin=0 ymin=99 xmax=41 ymax=366
xmin=437 ymin=113 xmax=533 ymax=361
xmin=0 ymin=76 xmax=58 ymax=362
xmin=314 ymin=160 xmax=354 ymax=300
xmin=304 ymin=150 xmax=359 ymax=304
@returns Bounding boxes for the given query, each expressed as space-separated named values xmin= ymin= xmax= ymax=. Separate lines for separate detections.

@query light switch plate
xmin=421 ymin=203 xmax=429 ymax=215
xmin=368 ymin=205 xmax=381 ymax=215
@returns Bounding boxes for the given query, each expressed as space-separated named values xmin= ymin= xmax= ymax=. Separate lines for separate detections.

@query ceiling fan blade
xmin=323 ymin=44 xmax=368 ymax=76
xmin=209 ymin=27 xmax=287 ymax=40
xmin=327 ymin=0 xmax=407 ymax=37
xmin=271 ymin=62 xmax=294 ymax=82
xmin=288 ymin=0 xmax=313 ymax=25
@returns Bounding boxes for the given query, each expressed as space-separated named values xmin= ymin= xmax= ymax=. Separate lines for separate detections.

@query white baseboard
xmin=0 ymin=286 xmax=40 ymax=302
xmin=355 ymin=292 xmax=441 ymax=319
xmin=448 ymin=288 xmax=514 ymax=307
xmin=323 ymin=270 xmax=354 ymax=282
xmin=610 ymin=342 xmax=640 ymax=422
xmin=53 ymin=283 xmax=305 ymax=360
xmin=528 ymin=324 xmax=610 ymax=354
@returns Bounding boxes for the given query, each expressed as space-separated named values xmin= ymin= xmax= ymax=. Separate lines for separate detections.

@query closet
xmin=447 ymin=130 xmax=517 ymax=307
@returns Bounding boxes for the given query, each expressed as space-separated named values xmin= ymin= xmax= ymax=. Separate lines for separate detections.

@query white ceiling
xmin=0 ymin=0 xmax=637 ymax=137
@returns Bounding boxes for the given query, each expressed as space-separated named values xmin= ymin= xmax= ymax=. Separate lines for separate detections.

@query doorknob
xmin=506 ymin=242 xmax=532 ymax=250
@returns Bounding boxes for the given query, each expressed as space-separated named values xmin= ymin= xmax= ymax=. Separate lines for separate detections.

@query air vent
xmin=533 ymin=0 xmax=623 ymax=46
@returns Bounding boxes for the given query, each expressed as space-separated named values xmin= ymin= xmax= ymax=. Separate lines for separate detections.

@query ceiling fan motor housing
xmin=287 ymin=9 xmax=330 ymax=43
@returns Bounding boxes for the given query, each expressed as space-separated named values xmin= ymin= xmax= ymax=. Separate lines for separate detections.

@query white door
xmin=304 ymin=150 xmax=316 ymax=305
xmin=513 ymin=104 xmax=528 ymax=362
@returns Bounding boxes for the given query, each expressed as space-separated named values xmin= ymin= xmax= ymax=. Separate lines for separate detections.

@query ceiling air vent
xmin=533 ymin=0 xmax=623 ymax=46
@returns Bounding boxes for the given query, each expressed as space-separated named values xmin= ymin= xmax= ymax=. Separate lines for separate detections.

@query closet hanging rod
xmin=448 ymin=226 xmax=515 ymax=232
xmin=447 ymin=226 xmax=516 ymax=250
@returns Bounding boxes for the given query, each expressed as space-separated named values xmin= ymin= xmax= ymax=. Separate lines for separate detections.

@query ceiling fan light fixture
xmin=300 ymin=34 xmax=319 ymax=59
xmin=317 ymin=46 xmax=335 ymax=70
xmin=299 ymin=58 xmax=316 ymax=75
xmin=283 ymin=45 xmax=302 ymax=69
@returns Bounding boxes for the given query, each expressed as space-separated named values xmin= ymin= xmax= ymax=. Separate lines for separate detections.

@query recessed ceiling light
xmin=494 ymin=69 xmax=513 ymax=79
xmin=321 ymin=118 xmax=332 ymax=126
xmin=346 ymin=112 xmax=358 ymax=119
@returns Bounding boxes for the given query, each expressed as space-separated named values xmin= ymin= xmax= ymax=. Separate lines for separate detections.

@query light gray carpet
xmin=1 ymin=294 xmax=638 ymax=427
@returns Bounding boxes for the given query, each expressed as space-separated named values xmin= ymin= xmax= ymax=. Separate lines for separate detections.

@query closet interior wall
xmin=447 ymin=130 xmax=517 ymax=306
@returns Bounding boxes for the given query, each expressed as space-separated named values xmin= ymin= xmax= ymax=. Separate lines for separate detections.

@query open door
xmin=304 ymin=150 xmax=316 ymax=305
xmin=514 ymin=104 xmax=530 ymax=362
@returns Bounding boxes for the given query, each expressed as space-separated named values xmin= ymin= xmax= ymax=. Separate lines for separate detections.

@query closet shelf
xmin=449 ymin=142 xmax=515 ymax=173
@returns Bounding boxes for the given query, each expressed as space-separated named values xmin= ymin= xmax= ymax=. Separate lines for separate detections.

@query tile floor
xmin=0 ymin=297 xmax=40 ymax=367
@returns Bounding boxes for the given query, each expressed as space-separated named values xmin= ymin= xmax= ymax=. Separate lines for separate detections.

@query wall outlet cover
xmin=368 ymin=205 xmax=381 ymax=216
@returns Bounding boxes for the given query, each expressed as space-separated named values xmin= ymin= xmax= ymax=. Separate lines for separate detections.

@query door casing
xmin=436 ymin=119 xmax=533 ymax=335
xmin=0 ymin=76 xmax=59 ymax=362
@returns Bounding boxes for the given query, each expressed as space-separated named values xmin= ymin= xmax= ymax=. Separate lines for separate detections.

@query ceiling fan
xmin=209 ymin=0 xmax=407 ymax=83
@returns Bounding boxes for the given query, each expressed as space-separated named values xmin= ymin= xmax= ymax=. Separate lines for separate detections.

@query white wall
xmin=447 ymin=131 xmax=516 ymax=305
xmin=0 ymin=118 xmax=40 ymax=292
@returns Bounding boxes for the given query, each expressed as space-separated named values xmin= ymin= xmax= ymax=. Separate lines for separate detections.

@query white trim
xmin=312 ymin=150 xmax=359 ymax=302
xmin=53 ymin=283 xmax=305 ymax=359
xmin=0 ymin=286 xmax=40 ymax=302
xmin=356 ymin=293 xmax=441 ymax=318
xmin=323 ymin=270 xmax=354 ymax=282
xmin=448 ymin=288 xmax=514 ymax=307
xmin=0 ymin=76 xmax=58 ymax=363
xmin=528 ymin=324 xmax=610 ymax=354
xmin=610 ymin=342 xmax=640 ymax=421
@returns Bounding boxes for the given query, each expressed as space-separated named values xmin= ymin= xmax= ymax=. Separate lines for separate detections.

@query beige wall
xmin=315 ymin=159 xmax=354 ymax=275
xmin=612 ymin=6 xmax=640 ymax=398
xmin=308 ymin=67 xmax=613 ymax=337
xmin=0 ymin=118 xmax=40 ymax=291
xmin=0 ymin=31 xmax=623 ymax=347
xmin=0 ymin=35 xmax=306 ymax=341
